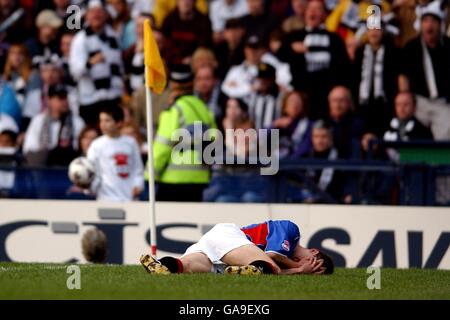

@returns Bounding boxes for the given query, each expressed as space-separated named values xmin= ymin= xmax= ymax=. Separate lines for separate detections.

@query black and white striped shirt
xmin=69 ymin=25 xmax=124 ymax=106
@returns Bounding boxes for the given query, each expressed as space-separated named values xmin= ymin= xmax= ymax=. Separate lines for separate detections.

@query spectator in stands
xmin=129 ymin=0 xmax=154 ymax=18
xmin=23 ymin=84 xmax=85 ymax=166
xmin=153 ymin=0 xmax=208 ymax=28
xmin=0 ymin=79 xmax=21 ymax=129
xmin=194 ymin=65 xmax=223 ymax=122
xmin=213 ymin=18 xmax=246 ymax=79
xmin=209 ymin=0 xmax=249 ymax=44
xmin=23 ymin=57 xmax=62 ymax=127
xmin=400 ymin=1 xmax=450 ymax=140
xmin=0 ymin=129 xmax=18 ymax=198
xmin=26 ymin=9 xmax=62 ymax=68
xmin=123 ymin=13 xmax=165 ymax=93
xmin=86 ymin=105 xmax=144 ymax=202
xmin=326 ymin=86 xmax=364 ymax=159
xmin=273 ymin=90 xmax=313 ymax=159
xmin=78 ymin=126 xmax=100 ymax=157
xmin=383 ymin=92 xmax=434 ymax=142
xmin=222 ymin=35 xmax=291 ymax=98
xmin=222 ymin=98 xmax=257 ymax=161
xmin=191 ymin=48 xmax=219 ymax=74
xmin=240 ymin=0 xmax=280 ymax=42
xmin=221 ymin=35 xmax=264 ymax=99
xmin=161 ymin=0 xmax=212 ymax=65
xmin=69 ymin=0 xmax=124 ymax=127
xmin=246 ymin=63 xmax=282 ymax=130
xmin=107 ymin=0 xmax=135 ymax=50
xmin=2 ymin=44 xmax=37 ymax=109
xmin=392 ymin=0 xmax=418 ymax=48
xmin=279 ymin=0 xmax=351 ymax=120
xmin=304 ymin=120 xmax=350 ymax=203
xmin=0 ymin=0 xmax=33 ymax=44
xmin=282 ymin=0 xmax=306 ymax=33
xmin=353 ymin=25 xmax=400 ymax=137
xmin=59 ymin=32 xmax=76 ymax=89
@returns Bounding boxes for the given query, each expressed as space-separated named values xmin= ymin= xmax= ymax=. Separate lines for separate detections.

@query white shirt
xmin=221 ymin=56 xmax=293 ymax=98
xmin=23 ymin=112 xmax=85 ymax=153
xmin=221 ymin=63 xmax=258 ymax=98
xmin=87 ymin=135 xmax=144 ymax=202
xmin=209 ymin=0 xmax=249 ymax=32
xmin=0 ymin=113 xmax=19 ymax=133
xmin=23 ymin=88 xmax=80 ymax=118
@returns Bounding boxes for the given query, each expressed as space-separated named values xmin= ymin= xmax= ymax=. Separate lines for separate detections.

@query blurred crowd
xmin=0 ymin=0 xmax=449 ymax=203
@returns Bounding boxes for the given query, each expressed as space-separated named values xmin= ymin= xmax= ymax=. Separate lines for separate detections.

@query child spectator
xmin=273 ymin=90 xmax=313 ymax=159
xmin=222 ymin=98 xmax=257 ymax=161
xmin=86 ymin=106 xmax=144 ymax=202
xmin=78 ymin=126 xmax=100 ymax=157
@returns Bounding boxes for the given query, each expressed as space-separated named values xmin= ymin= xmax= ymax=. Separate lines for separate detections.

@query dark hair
xmin=81 ymin=228 xmax=107 ymax=263
xmin=100 ymin=105 xmax=125 ymax=123
xmin=0 ymin=130 xmax=18 ymax=144
xmin=316 ymin=250 xmax=334 ymax=275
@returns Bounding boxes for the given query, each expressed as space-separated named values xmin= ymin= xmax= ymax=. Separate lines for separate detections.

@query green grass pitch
xmin=1 ymin=263 xmax=449 ymax=299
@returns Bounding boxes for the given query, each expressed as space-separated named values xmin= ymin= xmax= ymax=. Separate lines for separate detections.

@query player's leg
xmin=221 ymin=244 xmax=279 ymax=275
xmin=180 ymin=252 xmax=213 ymax=273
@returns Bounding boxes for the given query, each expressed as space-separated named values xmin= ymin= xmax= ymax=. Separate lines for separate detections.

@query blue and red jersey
xmin=240 ymin=220 xmax=300 ymax=257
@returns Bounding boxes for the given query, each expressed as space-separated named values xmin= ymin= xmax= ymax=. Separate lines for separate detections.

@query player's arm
xmin=266 ymin=252 xmax=302 ymax=270
xmin=278 ymin=258 xmax=325 ymax=275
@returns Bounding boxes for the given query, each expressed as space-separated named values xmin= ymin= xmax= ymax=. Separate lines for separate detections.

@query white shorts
xmin=182 ymin=223 xmax=253 ymax=263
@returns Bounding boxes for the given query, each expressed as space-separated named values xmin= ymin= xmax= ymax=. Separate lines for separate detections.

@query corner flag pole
xmin=144 ymin=67 xmax=157 ymax=257
xmin=143 ymin=19 xmax=166 ymax=257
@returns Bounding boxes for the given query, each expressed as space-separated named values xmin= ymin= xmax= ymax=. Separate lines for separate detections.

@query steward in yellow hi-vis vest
xmin=150 ymin=64 xmax=217 ymax=202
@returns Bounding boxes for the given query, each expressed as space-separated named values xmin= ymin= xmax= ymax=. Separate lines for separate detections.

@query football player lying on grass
xmin=140 ymin=220 xmax=334 ymax=275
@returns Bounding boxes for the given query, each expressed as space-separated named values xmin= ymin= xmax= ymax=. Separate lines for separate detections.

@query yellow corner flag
xmin=144 ymin=19 xmax=166 ymax=94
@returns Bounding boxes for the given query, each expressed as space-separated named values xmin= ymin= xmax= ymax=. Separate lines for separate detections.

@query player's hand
xmin=298 ymin=257 xmax=324 ymax=274
xmin=291 ymin=41 xmax=308 ymax=54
